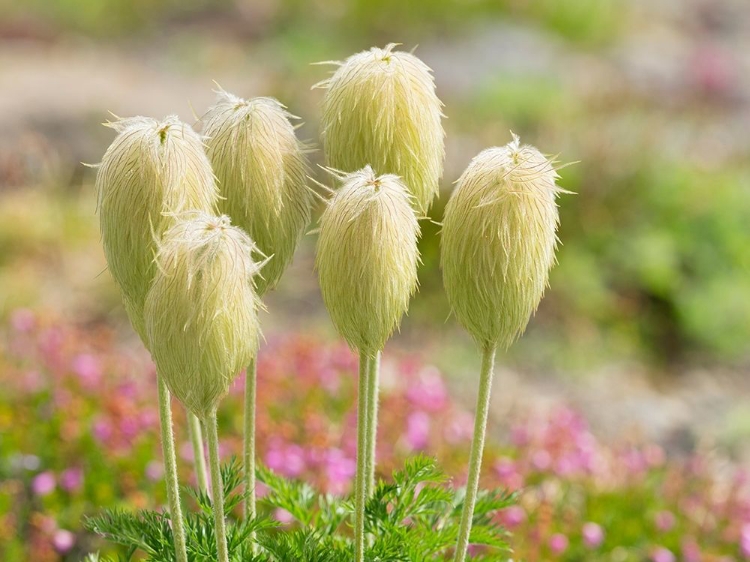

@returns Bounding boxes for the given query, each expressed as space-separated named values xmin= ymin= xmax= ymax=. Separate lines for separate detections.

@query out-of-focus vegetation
xmin=2 ymin=0 xmax=748 ymax=369
xmin=4 ymin=315 xmax=750 ymax=561
xmin=4 ymin=0 xmax=622 ymax=44
xmin=2 ymin=1 xmax=750 ymax=560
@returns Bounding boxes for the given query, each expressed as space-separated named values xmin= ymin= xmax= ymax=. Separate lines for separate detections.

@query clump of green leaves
xmin=84 ymin=456 xmax=514 ymax=561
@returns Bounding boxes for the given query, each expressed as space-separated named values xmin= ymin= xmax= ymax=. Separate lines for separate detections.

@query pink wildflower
xmin=324 ymin=448 xmax=356 ymax=494
xmin=681 ymin=537 xmax=701 ymax=562
xmin=145 ymin=461 xmax=163 ymax=481
xmin=501 ymin=505 xmax=526 ymax=528
xmin=59 ymin=467 xmax=83 ymax=493
xmin=22 ymin=370 xmax=44 ymax=393
xmin=92 ymin=417 xmax=113 ymax=443
xmin=71 ymin=354 xmax=102 ymax=389
xmin=405 ymin=411 xmax=430 ymax=450
xmin=741 ymin=523 xmax=750 ymax=557
xmin=32 ymin=471 xmax=56 ymax=496
xmin=265 ymin=443 xmax=306 ymax=478
xmin=119 ymin=417 xmax=139 ymax=439
xmin=274 ymin=508 xmax=293 ymax=524
xmin=10 ymin=308 xmax=35 ymax=332
xmin=548 ymin=533 xmax=568 ymax=555
xmin=654 ymin=510 xmax=675 ymax=532
xmin=444 ymin=411 xmax=474 ymax=444
xmin=651 ymin=547 xmax=676 ymax=562
xmin=405 ymin=366 xmax=447 ymax=412
xmin=582 ymin=522 xmax=604 ymax=548
xmin=531 ymin=449 xmax=552 ymax=471
xmin=52 ymin=529 xmax=75 ymax=553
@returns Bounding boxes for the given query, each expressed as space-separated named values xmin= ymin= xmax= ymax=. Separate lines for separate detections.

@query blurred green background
xmin=2 ymin=1 xmax=750 ymax=560
xmin=1 ymin=0 xmax=749 ymax=444
xmin=2 ymin=0 xmax=749 ymax=361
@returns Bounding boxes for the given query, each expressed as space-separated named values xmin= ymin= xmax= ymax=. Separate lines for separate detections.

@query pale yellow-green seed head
xmin=144 ymin=212 xmax=263 ymax=419
xmin=441 ymin=135 xmax=565 ymax=351
xmin=316 ymin=166 xmax=420 ymax=355
xmin=96 ymin=115 xmax=219 ymax=343
xmin=317 ymin=44 xmax=445 ymax=216
xmin=202 ymin=90 xmax=312 ymax=296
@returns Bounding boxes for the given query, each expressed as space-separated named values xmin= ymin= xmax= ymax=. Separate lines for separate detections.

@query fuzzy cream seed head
xmin=96 ymin=115 xmax=219 ymax=343
xmin=317 ymin=44 xmax=445 ymax=216
xmin=441 ymin=134 xmax=566 ymax=351
xmin=202 ymin=90 xmax=312 ymax=296
xmin=316 ymin=166 xmax=420 ymax=354
xmin=144 ymin=212 xmax=263 ymax=419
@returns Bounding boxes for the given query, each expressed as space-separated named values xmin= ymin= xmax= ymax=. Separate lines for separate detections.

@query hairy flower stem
xmin=354 ymin=352 xmax=371 ymax=562
xmin=187 ymin=412 xmax=208 ymax=491
xmin=243 ymin=356 xmax=258 ymax=554
xmin=156 ymin=376 xmax=188 ymax=562
xmin=454 ymin=345 xmax=497 ymax=562
xmin=364 ymin=351 xmax=381 ymax=497
xmin=206 ymin=411 xmax=230 ymax=562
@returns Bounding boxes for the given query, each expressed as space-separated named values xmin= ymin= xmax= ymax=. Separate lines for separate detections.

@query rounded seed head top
xmin=316 ymin=166 xmax=420 ymax=354
xmin=202 ymin=90 xmax=312 ymax=296
xmin=317 ymin=44 xmax=445 ymax=216
xmin=144 ymin=212 xmax=263 ymax=419
xmin=96 ymin=115 xmax=219 ymax=343
xmin=441 ymin=134 xmax=566 ymax=351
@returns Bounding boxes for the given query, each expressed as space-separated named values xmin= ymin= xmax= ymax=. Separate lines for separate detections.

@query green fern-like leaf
xmin=85 ymin=456 xmax=513 ymax=561
xmin=257 ymin=465 xmax=319 ymax=526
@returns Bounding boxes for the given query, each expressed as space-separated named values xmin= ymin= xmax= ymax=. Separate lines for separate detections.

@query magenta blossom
xmin=582 ymin=522 xmax=604 ymax=548
xmin=323 ymin=448 xmax=356 ymax=494
xmin=145 ymin=461 xmax=163 ymax=482
xmin=274 ymin=508 xmax=293 ymax=524
xmin=92 ymin=417 xmax=113 ymax=443
xmin=651 ymin=546 xmax=676 ymax=562
xmin=265 ymin=443 xmax=306 ymax=478
xmin=59 ymin=467 xmax=83 ymax=493
xmin=443 ymin=411 xmax=473 ymax=444
xmin=52 ymin=529 xmax=75 ymax=553
xmin=10 ymin=308 xmax=35 ymax=332
xmin=741 ymin=523 xmax=750 ymax=557
xmin=548 ymin=533 xmax=568 ymax=555
xmin=32 ymin=471 xmax=56 ymax=496
xmin=405 ymin=411 xmax=430 ymax=450
xmin=405 ymin=366 xmax=448 ymax=412
xmin=531 ymin=449 xmax=552 ymax=471
xmin=681 ymin=537 xmax=701 ymax=562
xmin=500 ymin=505 xmax=526 ymax=528
xmin=71 ymin=354 xmax=102 ymax=389
xmin=654 ymin=510 xmax=675 ymax=532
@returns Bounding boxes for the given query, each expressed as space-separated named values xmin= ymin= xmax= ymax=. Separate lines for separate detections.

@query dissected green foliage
xmin=85 ymin=456 xmax=513 ymax=561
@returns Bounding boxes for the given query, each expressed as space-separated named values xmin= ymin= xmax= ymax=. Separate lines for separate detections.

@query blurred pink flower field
xmin=2 ymin=308 xmax=750 ymax=561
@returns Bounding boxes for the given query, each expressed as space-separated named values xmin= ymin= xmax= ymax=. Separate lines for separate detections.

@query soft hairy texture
xmin=316 ymin=167 xmax=420 ymax=354
xmin=441 ymin=135 xmax=564 ymax=351
xmin=202 ymin=91 xmax=312 ymax=296
xmin=96 ymin=116 xmax=219 ymax=343
xmin=316 ymin=44 xmax=445 ymax=216
xmin=144 ymin=213 xmax=263 ymax=419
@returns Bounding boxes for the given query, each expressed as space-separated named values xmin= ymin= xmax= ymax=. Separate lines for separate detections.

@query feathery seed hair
xmin=202 ymin=90 xmax=312 ymax=296
xmin=316 ymin=166 xmax=420 ymax=354
xmin=144 ymin=212 xmax=263 ymax=419
xmin=441 ymin=134 xmax=565 ymax=351
xmin=316 ymin=44 xmax=445 ymax=216
xmin=96 ymin=115 xmax=219 ymax=343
